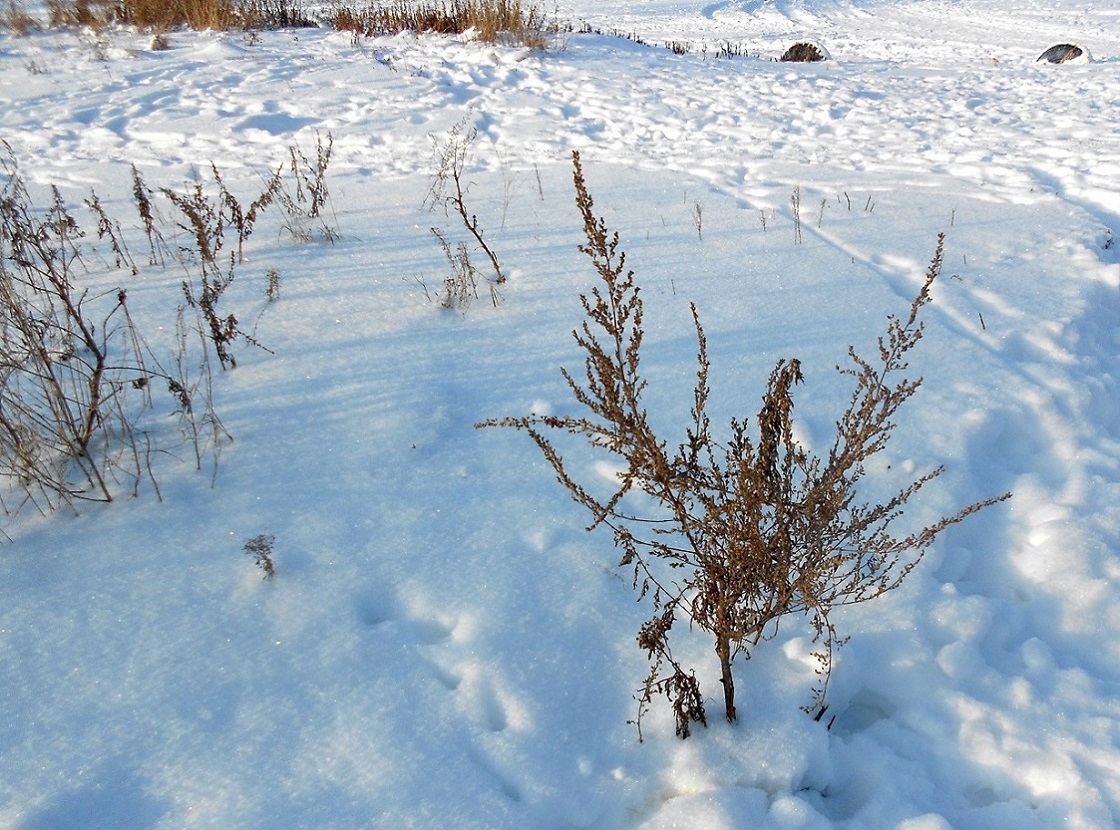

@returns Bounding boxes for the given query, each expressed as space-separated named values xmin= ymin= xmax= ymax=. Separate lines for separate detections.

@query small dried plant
xmin=430 ymin=226 xmax=485 ymax=309
xmin=479 ymin=151 xmax=1010 ymax=740
xmin=781 ymin=41 xmax=826 ymax=62
xmin=162 ymin=182 xmax=242 ymax=371
xmin=279 ymin=131 xmax=338 ymax=243
xmin=791 ymin=185 xmax=803 ymax=245
xmin=130 ymin=164 xmax=169 ymax=267
xmin=426 ymin=123 xmax=504 ymax=308
xmin=243 ymin=532 xmax=276 ymax=578
xmin=160 ymin=162 xmax=283 ymax=369
xmin=265 ymin=268 xmax=280 ymax=301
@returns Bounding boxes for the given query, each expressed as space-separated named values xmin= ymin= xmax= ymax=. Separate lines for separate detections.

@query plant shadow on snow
xmin=18 ymin=765 xmax=167 ymax=830
xmin=945 ymin=274 xmax=1120 ymax=665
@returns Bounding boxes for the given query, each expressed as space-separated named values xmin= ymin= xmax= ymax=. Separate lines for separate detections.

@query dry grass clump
xmin=8 ymin=0 xmax=554 ymax=44
xmin=426 ymin=123 xmax=505 ymax=309
xmin=331 ymin=0 xmax=557 ymax=47
xmin=1 ymin=1 xmax=40 ymax=33
xmin=243 ymin=532 xmax=276 ymax=578
xmin=479 ymin=152 xmax=1010 ymax=739
xmin=44 ymin=0 xmax=315 ymax=31
xmin=0 ymin=133 xmax=334 ymax=518
xmin=781 ymin=41 xmax=827 ymax=62
xmin=0 ymin=147 xmax=226 ymax=512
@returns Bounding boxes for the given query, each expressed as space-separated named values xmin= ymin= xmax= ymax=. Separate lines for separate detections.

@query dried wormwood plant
xmin=427 ymin=122 xmax=505 ymax=309
xmin=478 ymin=151 xmax=1010 ymax=739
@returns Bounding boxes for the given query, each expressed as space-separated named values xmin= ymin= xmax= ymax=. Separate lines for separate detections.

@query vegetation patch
xmin=6 ymin=0 xmax=558 ymax=46
xmin=330 ymin=0 xmax=558 ymax=48
xmin=781 ymin=41 xmax=827 ymax=62
xmin=479 ymin=152 xmax=1011 ymax=739
xmin=0 ymin=135 xmax=333 ymax=517
xmin=43 ymin=0 xmax=316 ymax=31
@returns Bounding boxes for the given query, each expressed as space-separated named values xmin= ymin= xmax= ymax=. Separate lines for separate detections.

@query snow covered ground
xmin=0 ymin=0 xmax=1118 ymax=827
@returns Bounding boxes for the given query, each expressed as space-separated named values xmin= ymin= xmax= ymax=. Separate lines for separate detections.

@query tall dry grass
xmin=43 ymin=0 xmax=314 ymax=31
xmin=7 ymin=0 xmax=556 ymax=45
xmin=330 ymin=0 xmax=557 ymax=47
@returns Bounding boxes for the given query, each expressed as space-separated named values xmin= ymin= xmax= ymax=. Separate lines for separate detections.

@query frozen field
xmin=0 ymin=0 xmax=1118 ymax=827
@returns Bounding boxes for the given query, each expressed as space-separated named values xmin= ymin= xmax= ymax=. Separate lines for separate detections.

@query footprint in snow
xmin=362 ymin=596 xmax=518 ymax=723
xmin=355 ymin=592 xmax=456 ymax=645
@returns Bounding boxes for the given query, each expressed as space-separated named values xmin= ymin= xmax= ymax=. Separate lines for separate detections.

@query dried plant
xmin=23 ymin=0 xmax=560 ymax=41
xmin=0 ymin=149 xmax=225 ymax=514
xmin=160 ymin=162 xmax=283 ymax=369
xmin=163 ymin=182 xmax=241 ymax=371
xmin=243 ymin=532 xmax=276 ymax=578
xmin=265 ymin=267 xmax=280 ymax=301
xmin=426 ymin=123 xmax=504 ymax=307
xmin=791 ymin=185 xmax=803 ymax=245
xmin=212 ymin=161 xmax=285 ymax=260
xmin=0 ymin=135 xmax=331 ymax=520
xmin=781 ymin=42 xmax=826 ymax=62
xmin=330 ymin=0 xmax=558 ymax=48
xmin=44 ymin=0 xmax=315 ymax=31
xmin=129 ymin=165 xmax=174 ymax=268
xmin=46 ymin=0 xmax=101 ymax=27
xmin=431 ymin=226 xmax=484 ymax=309
xmin=278 ymin=131 xmax=338 ymax=243
xmin=1 ymin=0 xmax=40 ymax=33
xmin=478 ymin=151 xmax=1010 ymax=740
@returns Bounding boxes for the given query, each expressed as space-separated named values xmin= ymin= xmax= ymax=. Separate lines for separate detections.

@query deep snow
xmin=0 ymin=0 xmax=1118 ymax=828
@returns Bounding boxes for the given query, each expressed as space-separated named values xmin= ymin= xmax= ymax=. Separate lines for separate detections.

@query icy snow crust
xmin=1 ymin=0 xmax=1118 ymax=827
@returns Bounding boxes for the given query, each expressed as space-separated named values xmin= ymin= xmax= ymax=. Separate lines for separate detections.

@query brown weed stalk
xmin=478 ymin=151 xmax=1010 ymax=739
xmin=426 ymin=123 xmax=504 ymax=308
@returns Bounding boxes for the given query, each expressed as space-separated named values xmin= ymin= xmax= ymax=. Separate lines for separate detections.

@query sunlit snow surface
xmin=1 ymin=0 xmax=1118 ymax=827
